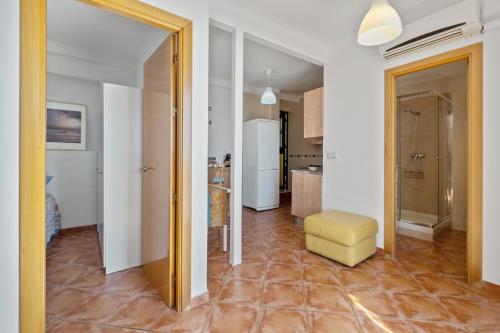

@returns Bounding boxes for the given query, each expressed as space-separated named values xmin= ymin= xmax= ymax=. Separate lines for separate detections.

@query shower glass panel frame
xmin=438 ymin=96 xmax=453 ymax=221
xmin=396 ymin=92 xmax=453 ymax=228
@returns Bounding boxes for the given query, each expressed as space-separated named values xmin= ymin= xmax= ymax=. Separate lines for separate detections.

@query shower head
xmin=404 ymin=109 xmax=420 ymax=116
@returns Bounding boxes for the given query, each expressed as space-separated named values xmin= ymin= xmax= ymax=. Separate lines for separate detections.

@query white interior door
xmin=103 ymin=83 xmax=143 ymax=274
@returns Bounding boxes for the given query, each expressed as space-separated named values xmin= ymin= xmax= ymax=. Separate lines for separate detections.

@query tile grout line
xmin=254 ymin=242 xmax=271 ymax=332
xmin=201 ymin=259 xmax=235 ymax=333
xmin=49 ymin=211 xmax=497 ymax=332
xmin=334 ymin=266 xmax=366 ymax=333
xmin=298 ymin=245 xmax=312 ymax=333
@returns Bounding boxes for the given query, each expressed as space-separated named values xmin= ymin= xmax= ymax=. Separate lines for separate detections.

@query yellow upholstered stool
xmin=304 ymin=210 xmax=378 ymax=267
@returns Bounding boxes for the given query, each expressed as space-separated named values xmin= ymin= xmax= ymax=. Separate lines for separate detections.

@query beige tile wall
xmin=399 ymin=96 xmax=440 ymax=216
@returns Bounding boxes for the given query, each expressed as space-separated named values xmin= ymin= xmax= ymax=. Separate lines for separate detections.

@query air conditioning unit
xmin=382 ymin=21 xmax=483 ymax=60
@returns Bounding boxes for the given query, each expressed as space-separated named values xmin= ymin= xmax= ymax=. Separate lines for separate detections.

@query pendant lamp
xmin=261 ymin=68 xmax=277 ymax=105
xmin=358 ymin=0 xmax=402 ymax=46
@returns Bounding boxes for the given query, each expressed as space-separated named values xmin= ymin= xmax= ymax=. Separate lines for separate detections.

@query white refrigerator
xmin=242 ymin=119 xmax=280 ymax=211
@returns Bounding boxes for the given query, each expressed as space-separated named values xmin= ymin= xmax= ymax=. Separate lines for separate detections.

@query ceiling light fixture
xmin=261 ymin=68 xmax=277 ymax=105
xmin=358 ymin=0 xmax=402 ymax=46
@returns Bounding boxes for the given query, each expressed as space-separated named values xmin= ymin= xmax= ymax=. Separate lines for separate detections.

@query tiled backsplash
xmin=289 ymin=154 xmax=323 ymax=158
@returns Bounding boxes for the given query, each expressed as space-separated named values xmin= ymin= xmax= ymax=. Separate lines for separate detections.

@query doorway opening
xmin=384 ymin=43 xmax=483 ymax=284
xmin=279 ymin=111 xmax=289 ymax=192
xmin=20 ymin=0 xmax=193 ymax=330
xmin=205 ymin=24 xmax=324 ymax=305
xmin=395 ymin=59 xmax=468 ymax=276
xmin=207 ymin=25 xmax=233 ymax=266
xmin=44 ymin=0 xmax=176 ymax=328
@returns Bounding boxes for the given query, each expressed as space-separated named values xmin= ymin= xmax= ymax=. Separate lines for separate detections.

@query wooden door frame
xmin=384 ymin=43 xmax=483 ymax=284
xmin=20 ymin=0 xmax=193 ymax=331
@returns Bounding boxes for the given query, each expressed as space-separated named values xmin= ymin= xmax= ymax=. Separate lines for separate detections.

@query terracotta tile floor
xmin=47 ymin=205 xmax=500 ymax=332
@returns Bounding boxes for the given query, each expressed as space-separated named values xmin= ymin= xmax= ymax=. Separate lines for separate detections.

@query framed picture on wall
xmin=46 ymin=101 xmax=87 ymax=150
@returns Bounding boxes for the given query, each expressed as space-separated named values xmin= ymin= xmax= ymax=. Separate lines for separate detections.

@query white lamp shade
xmin=358 ymin=0 xmax=402 ymax=46
xmin=261 ymin=87 xmax=277 ymax=105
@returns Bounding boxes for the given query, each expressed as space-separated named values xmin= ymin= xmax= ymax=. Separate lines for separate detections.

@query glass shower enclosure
xmin=396 ymin=91 xmax=452 ymax=232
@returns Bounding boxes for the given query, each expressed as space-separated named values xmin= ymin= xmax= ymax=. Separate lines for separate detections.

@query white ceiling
xmin=244 ymin=39 xmax=323 ymax=95
xmin=209 ymin=26 xmax=323 ymax=95
xmin=47 ymin=0 xmax=169 ymax=67
xmin=50 ymin=0 xmax=464 ymax=94
xmin=213 ymin=0 xmax=463 ymax=46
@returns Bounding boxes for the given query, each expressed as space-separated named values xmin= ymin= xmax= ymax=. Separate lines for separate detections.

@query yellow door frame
xmin=384 ymin=43 xmax=483 ymax=284
xmin=20 ymin=0 xmax=193 ymax=331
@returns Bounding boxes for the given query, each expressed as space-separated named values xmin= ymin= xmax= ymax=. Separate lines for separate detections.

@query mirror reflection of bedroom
xmin=395 ymin=60 xmax=468 ymax=277
xmin=45 ymin=0 xmax=177 ymax=330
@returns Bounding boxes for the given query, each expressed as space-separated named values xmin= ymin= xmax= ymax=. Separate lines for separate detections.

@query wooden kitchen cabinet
xmin=291 ymin=171 xmax=322 ymax=219
xmin=304 ymin=87 xmax=323 ymax=143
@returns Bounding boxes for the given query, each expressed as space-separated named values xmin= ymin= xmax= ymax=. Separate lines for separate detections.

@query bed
xmin=46 ymin=176 xmax=61 ymax=244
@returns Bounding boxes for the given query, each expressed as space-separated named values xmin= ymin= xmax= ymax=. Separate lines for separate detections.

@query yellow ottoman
xmin=304 ymin=210 xmax=378 ymax=267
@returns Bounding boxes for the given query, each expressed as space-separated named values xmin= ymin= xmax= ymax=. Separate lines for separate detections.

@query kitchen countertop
xmin=291 ymin=168 xmax=323 ymax=176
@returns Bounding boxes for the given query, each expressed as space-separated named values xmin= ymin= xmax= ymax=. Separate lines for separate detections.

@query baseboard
xmin=190 ymin=291 xmax=209 ymax=309
xmin=60 ymin=224 xmax=97 ymax=235
xmin=376 ymin=247 xmax=385 ymax=256
xmin=483 ymin=281 xmax=500 ymax=289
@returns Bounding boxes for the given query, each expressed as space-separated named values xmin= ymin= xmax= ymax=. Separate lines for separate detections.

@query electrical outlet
xmin=327 ymin=152 xmax=339 ymax=159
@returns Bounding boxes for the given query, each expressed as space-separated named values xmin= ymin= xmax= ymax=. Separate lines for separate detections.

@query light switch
xmin=327 ymin=152 xmax=339 ymax=159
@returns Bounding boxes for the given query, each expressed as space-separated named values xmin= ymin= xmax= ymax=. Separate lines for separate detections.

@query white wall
xmin=208 ymin=84 xmax=232 ymax=162
xmin=482 ymin=26 xmax=500 ymax=284
xmin=323 ymin=3 xmax=500 ymax=284
xmin=46 ymin=151 xmax=98 ymax=228
xmin=0 ymin=0 xmax=19 ymax=331
xmin=323 ymin=39 xmax=385 ymax=246
xmin=46 ymin=74 xmax=101 ymax=229
xmin=46 ymin=42 xmax=140 ymax=231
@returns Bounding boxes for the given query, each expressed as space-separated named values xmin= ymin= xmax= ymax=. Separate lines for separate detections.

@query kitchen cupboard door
xmin=291 ymin=172 xmax=322 ymax=219
xmin=291 ymin=172 xmax=305 ymax=218
xmin=304 ymin=87 xmax=324 ymax=140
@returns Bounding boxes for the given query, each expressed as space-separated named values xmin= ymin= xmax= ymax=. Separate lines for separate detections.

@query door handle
xmin=141 ymin=166 xmax=155 ymax=173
